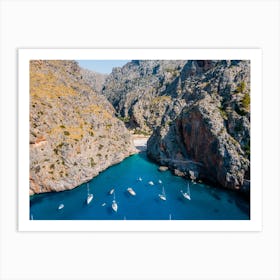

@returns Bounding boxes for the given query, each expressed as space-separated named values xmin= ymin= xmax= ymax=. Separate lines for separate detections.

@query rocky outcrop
xmin=147 ymin=94 xmax=249 ymax=190
xmin=146 ymin=60 xmax=250 ymax=192
xmin=102 ymin=60 xmax=186 ymax=133
xmin=30 ymin=60 xmax=136 ymax=195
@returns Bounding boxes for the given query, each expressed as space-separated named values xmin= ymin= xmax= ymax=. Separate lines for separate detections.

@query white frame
xmin=18 ymin=49 xmax=262 ymax=232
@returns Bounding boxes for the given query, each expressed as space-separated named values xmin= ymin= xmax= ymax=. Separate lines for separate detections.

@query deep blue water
xmin=30 ymin=153 xmax=250 ymax=220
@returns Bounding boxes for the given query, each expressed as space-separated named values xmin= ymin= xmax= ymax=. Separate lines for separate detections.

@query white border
xmin=18 ymin=49 xmax=262 ymax=232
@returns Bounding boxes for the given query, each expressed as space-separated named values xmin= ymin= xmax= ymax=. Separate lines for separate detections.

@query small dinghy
xmin=127 ymin=187 xmax=136 ymax=196
xmin=58 ymin=204 xmax=64 ymax=210
xmin=109 ymin=188 xmax=115 ymax=195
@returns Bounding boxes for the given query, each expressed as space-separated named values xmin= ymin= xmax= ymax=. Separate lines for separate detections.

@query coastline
xmin=132 ymin=135 xmax=149 ymax=152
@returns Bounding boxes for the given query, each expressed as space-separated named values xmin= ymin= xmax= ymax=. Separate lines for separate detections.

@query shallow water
xmin=30 ymin=153 xmax=250 ymax=220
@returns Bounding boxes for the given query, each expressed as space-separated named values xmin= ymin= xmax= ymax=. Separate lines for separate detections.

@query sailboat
xmin=159 ymin=186 xmax=167 ymax=201
xmin=112 ymin=193 xmax=118 ymax=212
xmin=86 ymin=183 xmax=93 ymax=204
xmin=181 ymin=182 xmax=191 ymax=200
xmin=148 ymin=181 xmax=154 ymax=186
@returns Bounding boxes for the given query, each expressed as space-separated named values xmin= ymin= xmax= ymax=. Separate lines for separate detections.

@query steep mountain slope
xmin=80 ymin=67 xmax=108 ymax=93
xmin=103 ymin=60 xmax=250 ymax=192
xmin=30 ymin=60 xmax=136 ymax=195
xmin=102 ymin=60 xmax=186 ymax=133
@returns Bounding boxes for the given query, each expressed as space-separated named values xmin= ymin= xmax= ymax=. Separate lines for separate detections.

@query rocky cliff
xmin=103 ymin=60 xmax=250 ymax=192
xmin=102 ymin=60 xmax=186 ymax=133
xmin=30 ymin=60 xmax=136 ymax=195
xmin=147 ymin=60 xmax=250 ymax=191
xmin=80 ymin=67 xmax=107 ymax=93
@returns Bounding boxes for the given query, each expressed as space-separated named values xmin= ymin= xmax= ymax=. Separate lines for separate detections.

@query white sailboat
xmin=158 ymin=180 xmax=162 ymax=184
xmin=86 ymin=183 xmax=93 ymax=204
xmin=109 ymin=188 xmax=115 ymax=195
xmin=137 ymin=177 xmax=143 ymax=182
xmin=112 ymin=193 xmax=118 ymax=212
xmin=127 ymin=187 xmax=136 ymax=196
xmin=159 ymin=186 xmax=167 ymax=201
xmin=181 ymin=182 xmax=191 ymax=200
xmin=148 ymin=181 xmax=154 ymax=186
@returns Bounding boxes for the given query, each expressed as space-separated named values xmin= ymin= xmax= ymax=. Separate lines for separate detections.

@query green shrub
xmin=218 ymin=107 xmax=227 ymax=120
xmin=118 ymin=116 xmax=130 ymax=123
xmin=57 ymin=143 xmax=64 ymax=148
xmin=134 ymin=129 xmax=150 ymax=136
xmin=236 ymin=81 xmax=246 ymax=93
xmin=64 ymin=131 xmax=70 ymax=136
xmin=242 ymin=93 xmax=250 ymax=111
xmin=244 ymin=141 xmax=250 ymax=157
xmin=90 ymin=157 xmax=96 ymax=167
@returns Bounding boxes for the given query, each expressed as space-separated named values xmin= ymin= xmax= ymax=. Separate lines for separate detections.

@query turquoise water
xmin=30 ymin=153 xmax=250 ymax=220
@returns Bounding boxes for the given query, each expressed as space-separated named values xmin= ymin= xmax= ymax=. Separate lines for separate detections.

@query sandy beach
xmin=132 ymin=136 xmax=149 ymax=152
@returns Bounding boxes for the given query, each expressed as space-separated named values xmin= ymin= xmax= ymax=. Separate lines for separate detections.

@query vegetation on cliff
xmin=30 ymin=60 xmax=135 ymax=195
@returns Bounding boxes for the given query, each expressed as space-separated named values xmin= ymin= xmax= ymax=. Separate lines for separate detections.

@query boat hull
xmin=112 ymin=201 xmax=118 ymax=212
xmin=127 ymin=188 xmax=136 ymax=196
xmin=87 ymin=194 xmax=93 ymax=204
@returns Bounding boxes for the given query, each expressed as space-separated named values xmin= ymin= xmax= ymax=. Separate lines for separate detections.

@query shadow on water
xmin=234 ymin=195 xmax=250 ymax=217
xmin=177 ymin=196 xmax=190 ymax=204
xmin=124 ymin=190 xmax=136 ymax=198
xmin=106 ymin=206 xmax=114 ymax=215
xmin=137 ymin=151 xmax=149 ymax=160
xmin=210 ymin=192 xmax=221 ymax=200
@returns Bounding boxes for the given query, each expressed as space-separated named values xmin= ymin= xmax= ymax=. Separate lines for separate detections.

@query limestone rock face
xmin=102 ymin=60 xmax=187 ymax=133
xmin=147 ymin=94 xmax=249 ymax=190
xmin=144 ymin=60 xmax=250 ymax=191
xmin=30 ymin=60 xmax=136 ymax=195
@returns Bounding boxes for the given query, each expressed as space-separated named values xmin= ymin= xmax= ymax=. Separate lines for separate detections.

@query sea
xmin=30 ymin=153 xmax=250 ymax=220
